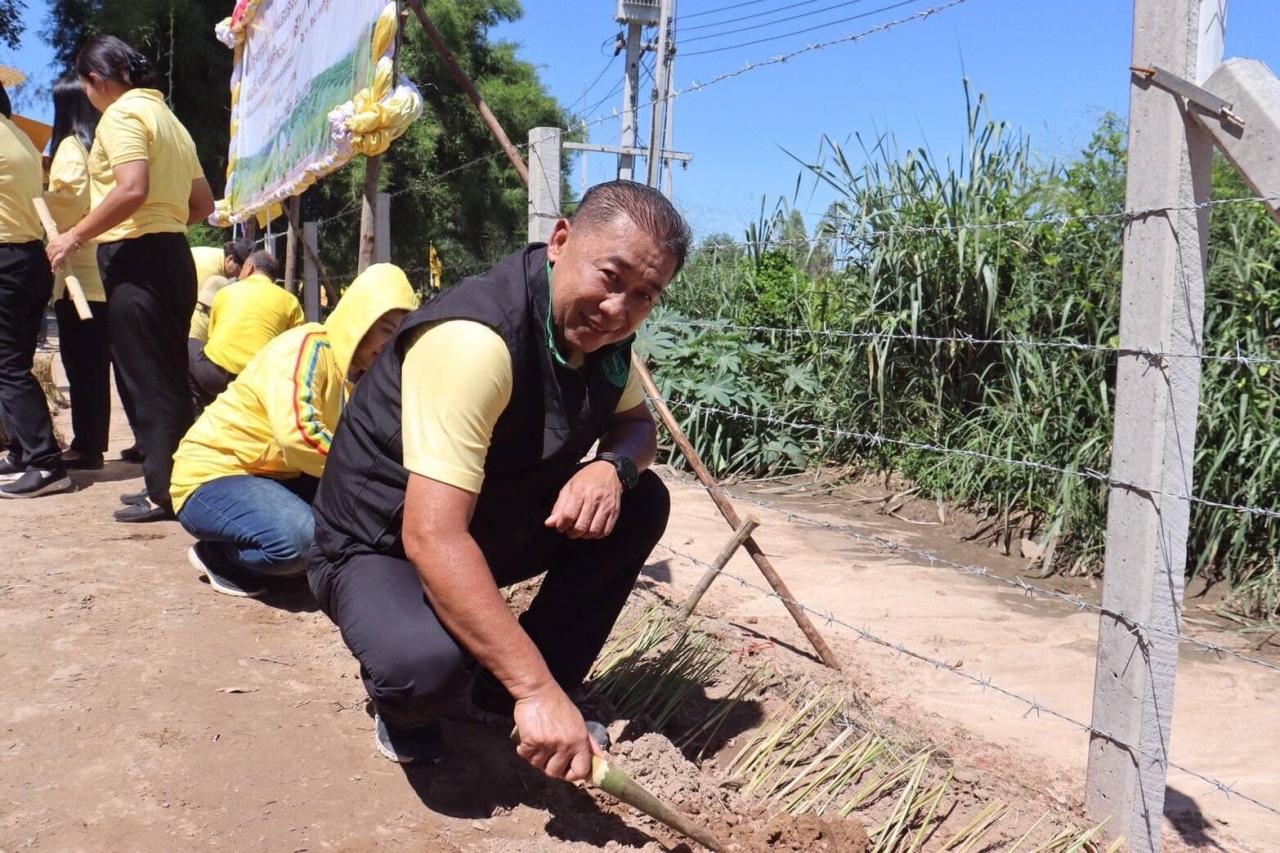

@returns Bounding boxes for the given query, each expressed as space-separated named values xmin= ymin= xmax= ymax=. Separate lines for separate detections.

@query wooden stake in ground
xmin=32 ymin=198 xmax=92 ymax=320
xmin=636 ymin=362 xmax=842 ymax=671
xmin=677 ymin=514 xmax=760 ymax=621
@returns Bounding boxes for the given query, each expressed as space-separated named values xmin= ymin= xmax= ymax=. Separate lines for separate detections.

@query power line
xmin=684 ymin=0 xmax=890 ymax=42
xmin=567 ymin=51 xmax=620 ymax=111
xmin=684 ymin=0 xmax=923 ymax=56
xmin=681 ymin=0 xmax=784 ymax=20
xmin=682 ymin=0 xmax=837 ymax=32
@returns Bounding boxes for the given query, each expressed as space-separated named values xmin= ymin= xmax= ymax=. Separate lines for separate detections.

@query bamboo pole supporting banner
xmin=403 ymin=0 xmax=529 ymax=185
xmin=32 ymin=198 xmax=92 ymax=321
xmin=678 ymin=514 xmax=760 ymax=621
xmin=636 ymin=361 xmax=841 ymax=670
xmin=284 ymin=196 xmax=300 ymax=294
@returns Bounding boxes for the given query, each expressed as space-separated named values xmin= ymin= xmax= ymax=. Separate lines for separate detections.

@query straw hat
xmin=0 ymin=65 xmax=26 ymax=87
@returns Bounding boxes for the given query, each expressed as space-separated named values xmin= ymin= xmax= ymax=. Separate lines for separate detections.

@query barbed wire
xmin=650 ymin=318 xmax=1280 ymax=369
xmin=574 ymin=0 xmax=973 ymax=137
xmin=652 ymin=540 xmax=1280 ymax=819
xmin=657 ymin=397 xmax=1280 ymax=521
xmin=654 ymin=475 xmax=1280 ymax=674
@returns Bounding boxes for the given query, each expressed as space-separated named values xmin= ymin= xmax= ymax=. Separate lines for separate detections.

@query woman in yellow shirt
xmin=45 ymin=77 xmax=111 ymax=471
xmin=46 ymin=36 xmax=215 ymax=523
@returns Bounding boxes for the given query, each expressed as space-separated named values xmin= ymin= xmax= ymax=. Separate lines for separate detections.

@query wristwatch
xmin=593 ymin=451 xmax=638 ymax=491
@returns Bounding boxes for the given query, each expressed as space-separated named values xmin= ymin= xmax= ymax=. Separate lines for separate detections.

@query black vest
xmin=312 ymin=244 xmax=634 ymax=563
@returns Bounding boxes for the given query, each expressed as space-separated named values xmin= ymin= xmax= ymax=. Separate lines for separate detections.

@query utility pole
xmin=618 ymin=20 xmax=644 ymax=181
xmin=645 ymin=0 xmax=675 ymax=189
xmin=661 ymin=65 xmax=676 ymax=196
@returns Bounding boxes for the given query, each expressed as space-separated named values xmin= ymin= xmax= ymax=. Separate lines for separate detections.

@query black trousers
xmin=308 ymin=470 xmax=671 ymax=728
xmin=0 ymin=241 xmax=59 ymax=470
xmin=99 ymin=233 xmax=197 ymax=507
xmin=187 ymin=338 xmax=235 ymax=413
xmin=54 ymin=296 xmax=111 ymax=455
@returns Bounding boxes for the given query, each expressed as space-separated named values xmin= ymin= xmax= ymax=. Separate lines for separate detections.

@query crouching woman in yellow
xmin=170 ymin=264 xmax=417 ymax=598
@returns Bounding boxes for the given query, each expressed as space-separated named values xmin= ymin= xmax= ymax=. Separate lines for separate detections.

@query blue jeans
xmin=178 ymin=475 xmax=318 ymax=577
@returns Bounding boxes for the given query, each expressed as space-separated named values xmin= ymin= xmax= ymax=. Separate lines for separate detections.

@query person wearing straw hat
xmin=45 ymin=36 xmax=215 ymax=523
xmin=0 ymin=82 xmax=72 ymax=498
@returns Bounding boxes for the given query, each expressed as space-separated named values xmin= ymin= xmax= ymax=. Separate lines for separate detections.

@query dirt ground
xmin=2 ymin=356 xmax=1276 ymax=851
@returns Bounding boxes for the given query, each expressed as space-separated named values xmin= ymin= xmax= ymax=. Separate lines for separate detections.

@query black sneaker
xmin=119 ymin=445 xmax=145 ymax=464
xmin=0 ymin=467 xmax=74 ymax=499
xmin=374 ymin=714 xmax=445 ymax=765
xmin=119 ymin=488 xmax=149 ymax=506
xmin=187 ymin=544 xmax=267 ymax=598
xmin=61 ymin=449 xmax=104 ymax=470
xmin=0 ymin=455 xmax=27 ymax=483
xmin=113 ymin=497 xmax=174 ymax=523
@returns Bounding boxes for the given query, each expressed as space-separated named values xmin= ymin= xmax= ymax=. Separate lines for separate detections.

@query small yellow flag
xmin=429 ymin=245 xmax=442 ymax=290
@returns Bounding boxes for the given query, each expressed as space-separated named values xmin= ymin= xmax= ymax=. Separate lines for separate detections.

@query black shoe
xmin=0 ymin=455 xmax=27 ymax=483
xmin=61 ymin=449 xmax=104 ymax=470
xmin=119 ymin=445 xmax=145 ymax=464
xmin=374 ymin=714 xmax=445 ymax=765
xmin=0 ymin=467 xmax=74 ymax=499
xmin=113 ymin=497 xmax=174 ymax=523
xmin=187 ymin=544 xmax=268 ymax=598
xmin=119 ymin=488 xmax=149 ymax=506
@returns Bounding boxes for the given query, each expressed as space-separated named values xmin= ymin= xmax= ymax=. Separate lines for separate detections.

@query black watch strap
xmin=594 ymin=451 xmax=638 ymax=491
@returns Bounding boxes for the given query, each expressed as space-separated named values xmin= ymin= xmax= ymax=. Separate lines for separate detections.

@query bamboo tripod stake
xmin=32 ymin=198 xmax=92 ymax=321
xmin=413 ymin=12 xmax=841 ymax=670
xmin=678 ymin=514 xmax=760 ymax=621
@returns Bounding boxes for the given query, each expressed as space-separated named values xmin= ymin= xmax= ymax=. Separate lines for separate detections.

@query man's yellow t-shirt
xmin=204 ymin=274 xmax=305 ymax=375
xmin=188 ymin=246 xmax=226 ymax=340
xmin=0 ymin=115 xmax=45 ymax=244
xmin=44 ymin=136 xmax=106 ymax=302
xmin=88 ymin=88 xmax=203 ymax=242
xmin=401 ymin=320 xmax=644 ymax=494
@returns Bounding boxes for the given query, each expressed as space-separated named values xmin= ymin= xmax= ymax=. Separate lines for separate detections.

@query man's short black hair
xmin=570 ymin=180 xmax=693 ymax=275
xmin=224 ymin=238 xmax=255 ymax=266
xmin=248 ymin=249 xmax=283 ymax=282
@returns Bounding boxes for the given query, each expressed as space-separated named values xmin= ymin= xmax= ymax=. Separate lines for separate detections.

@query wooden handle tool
xmin=32 ymin=197 xmax=93 ymax=321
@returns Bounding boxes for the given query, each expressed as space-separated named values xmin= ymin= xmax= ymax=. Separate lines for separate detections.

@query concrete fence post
xmin=527 ymin=127 xmax=562 ymax=245
xmin=375 ymin=191 xmax=391 ymax=264
xmin=1084 ymin=2 xmax=1225 ymax=849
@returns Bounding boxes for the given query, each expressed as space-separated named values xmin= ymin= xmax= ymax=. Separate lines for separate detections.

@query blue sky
xmin=7 ymin=1 xmax=1279 ymax=237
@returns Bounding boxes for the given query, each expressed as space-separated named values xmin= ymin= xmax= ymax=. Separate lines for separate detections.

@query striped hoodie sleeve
xmin=265 ymin=331 xmax=336 ymax=479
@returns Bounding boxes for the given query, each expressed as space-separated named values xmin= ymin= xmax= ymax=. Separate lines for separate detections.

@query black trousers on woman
xmin=0 ymin=241 xmax=60 ymax=470
xmin=54 ymin=296 xmax=111 ymax=455
xmin=99 ymin=233 xmax=196 ymax=508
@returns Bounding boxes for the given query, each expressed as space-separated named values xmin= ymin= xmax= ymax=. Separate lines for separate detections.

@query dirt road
xmin=2 ymin=361 xmax=1274 ymax=850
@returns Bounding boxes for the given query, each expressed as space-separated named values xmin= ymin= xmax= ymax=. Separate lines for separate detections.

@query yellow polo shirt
xmin=188 ymin=246 xmax=226 ymax=340
xmin=44 ymin=136 xmax=106 ymax=302
xmin=401 ymin=320 xmax=644 ymax=494
xmin=204 ymin=273 xmax=305 ymax=375
xmin=0 ymin=115 xmax=45 ymax=244
xmin=88 ymin=88 xmax=203 ymax=242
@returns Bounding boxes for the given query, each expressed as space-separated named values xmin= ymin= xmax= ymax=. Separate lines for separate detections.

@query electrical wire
xmin=681 ymin=0 xmax=784 ymax=20
xmin=684 ymin=0 xmax=922 ymax=56
xmin=685 ymin=0 xmax=886 ymax=42
xmin=567 ymin=51 xmax=620 ymax=112
xmin=683 ymin=0 xmax=831 ymax=32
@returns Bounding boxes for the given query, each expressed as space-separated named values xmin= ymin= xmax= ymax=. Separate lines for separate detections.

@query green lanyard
xmin=545 ymin=261 xmax=570 ymax=367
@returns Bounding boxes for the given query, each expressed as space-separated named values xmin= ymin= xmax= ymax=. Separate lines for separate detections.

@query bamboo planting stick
xmin=32 ymin=198 xmax=92 ymax=320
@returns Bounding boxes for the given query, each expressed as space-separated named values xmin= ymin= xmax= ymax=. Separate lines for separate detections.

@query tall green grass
xmin=643 ymin=83 xmax=1280 ymax=617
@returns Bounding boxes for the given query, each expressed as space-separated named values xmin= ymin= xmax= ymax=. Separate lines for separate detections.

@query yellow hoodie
xmin=170 ymin=264 xmax=419 ymax=513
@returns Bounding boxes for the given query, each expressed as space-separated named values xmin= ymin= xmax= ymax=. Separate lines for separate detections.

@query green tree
xmin=1 ymin=0 xmax=24 ymax=49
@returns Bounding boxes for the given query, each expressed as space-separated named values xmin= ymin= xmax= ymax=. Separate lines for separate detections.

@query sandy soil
xmin=2 ymin=356 xmax=1275 ymax=850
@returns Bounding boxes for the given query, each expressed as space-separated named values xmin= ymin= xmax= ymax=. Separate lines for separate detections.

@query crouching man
xmin=307 ymin=181 xmax=689 ymax=777
xmin=171 ymin=264 xmax=418 ymax=598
